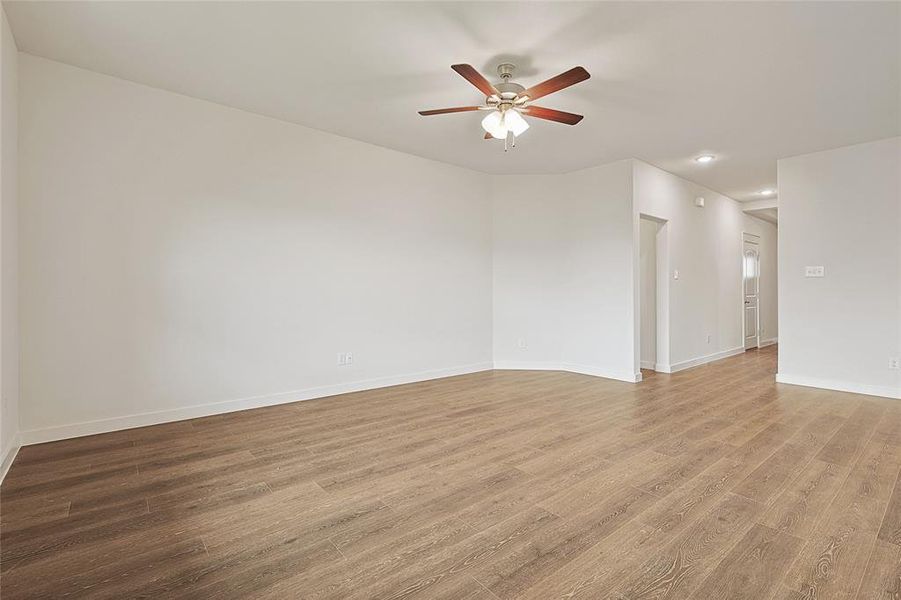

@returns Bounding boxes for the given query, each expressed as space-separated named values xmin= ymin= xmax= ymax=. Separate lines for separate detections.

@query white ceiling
xmin=5 ymin=1 xmax=899 ymax=200
xmin=744 ymin=207 xmax=778 ymax=225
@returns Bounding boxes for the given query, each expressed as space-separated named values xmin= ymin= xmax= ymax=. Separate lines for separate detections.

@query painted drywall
xmin=558 ymin=163 xmax=637 ymax=380
xmin=778 ymin=137 xmax=900 ymax=399
xmin=639 ymin=218 xmax=659 ymax=368
xmin=18 ymin=55 xmax=493 ymax=441
xmin=491 ymin=160 xmax=637 ymax=382
xmin=633 ymin=160 xmax=778 ymax=373
xmin=1 ymin=8 xmax=19 ymax=476
xmin=491 ymin=175 xmax=568 ymax=367
xmin=492 ymin=157 xmax=773 ymax=381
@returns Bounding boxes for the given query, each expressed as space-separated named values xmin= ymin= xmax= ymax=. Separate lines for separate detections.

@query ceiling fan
xmin=419 ymin=63 xmax=590 ymax=151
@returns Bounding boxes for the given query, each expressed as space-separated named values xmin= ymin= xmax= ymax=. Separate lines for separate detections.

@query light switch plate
xmin=804 ymin=266 xmax=825 ymax=278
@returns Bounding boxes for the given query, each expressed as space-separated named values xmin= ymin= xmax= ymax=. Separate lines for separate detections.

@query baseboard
xmin=19 ymin=362 xmax=494 ymax=446
xmin=759 ymin=338 xmax=778 ymax=348
xmin=1 ymin=433 xmax=21 ymax=484
xmin=493 ymin=360 xmax=640 ymax=383
xmin=776 ymin=373 xmax=900 ymax=400
xmin=640 ymin=360 xmax=656 ymax=370
xmin=561 ymin=362 xmax=642 ymax=383
xmin=661 ymin=346 xmax=746 ymax=374
xmin=492 ymin=360 xmax=563 ymax=372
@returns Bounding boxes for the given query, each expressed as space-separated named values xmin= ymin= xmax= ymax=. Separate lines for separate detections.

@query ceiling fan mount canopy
xmin=492 ymin=64 xmax=524 ymax=101
xmin=496 ymin=62 xmax=517 ymax=80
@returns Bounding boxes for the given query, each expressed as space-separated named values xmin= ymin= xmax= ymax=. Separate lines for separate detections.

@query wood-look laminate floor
xmin=3 ymin=346 xmax=901 ymax=599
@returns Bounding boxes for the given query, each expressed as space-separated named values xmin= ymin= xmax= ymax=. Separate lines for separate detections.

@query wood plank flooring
xmin=2 ymin=345 xmax=901 ymax=599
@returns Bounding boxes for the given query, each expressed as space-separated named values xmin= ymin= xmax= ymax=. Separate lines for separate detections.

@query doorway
xmin=640 ymin=215 xmax=668 ymax=371
xmin=743 ymin=232 xmax=761 ymax=349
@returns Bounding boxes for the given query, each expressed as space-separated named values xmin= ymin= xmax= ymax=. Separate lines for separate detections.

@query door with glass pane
xmin=743 ymin=234 xmax=760 ymax=350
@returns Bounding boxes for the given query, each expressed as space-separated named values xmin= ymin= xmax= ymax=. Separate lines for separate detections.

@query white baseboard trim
xmin=657 ymin=346 xmax=746 ymax=374
xmin=759 ymin=338 xmax=778 ymax=348
xmin=775 ymin=373 xmax=900 ymax=400
xmin=1 ymin=434 xmax=21 ymax=484
xmin=640 ymin=360 xmax=656 ymax=370
xmin=493 ymin=361 xmax=641 ymax=383
xmin=19 ymin=362 xmax=494 ymax=446
xmin=492 ymin=360 xmax=562 ymax=372
xmin=561 ymin=362 xmax=642 ymax=383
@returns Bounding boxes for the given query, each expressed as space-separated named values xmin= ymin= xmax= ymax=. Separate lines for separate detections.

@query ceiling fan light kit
xmin=419 ymin=62 xmax=590 ymax=152
xmin=481 ymin=108 xmax=528 ymax=140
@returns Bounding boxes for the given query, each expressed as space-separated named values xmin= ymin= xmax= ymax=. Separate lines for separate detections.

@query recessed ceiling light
xmin=758 ymin=189 xmax=776 ymax=196
xmin=695 ymin=155 xmax=715 ymax=163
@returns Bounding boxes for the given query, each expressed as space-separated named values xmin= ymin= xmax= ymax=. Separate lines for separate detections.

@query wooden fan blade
xmin=484 ymin=132 xmax=493 ymax=140
xmin=451 ymin=64 xmax=499 ymax=97
xmin=523 ymin=106 xmax=584 ymax=125
xmin=519 ymin=67 xmax=590 ymax=101
xmin=418 ymin=106 xmax=482 ymax=116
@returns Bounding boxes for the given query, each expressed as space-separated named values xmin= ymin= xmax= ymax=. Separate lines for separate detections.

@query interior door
xmin=743 ymin=235 xmax=760 ymax=350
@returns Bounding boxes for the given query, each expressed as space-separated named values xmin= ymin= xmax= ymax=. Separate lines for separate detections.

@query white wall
xmin=1 ymin=8 xmax=19 ymax=477
xmin=633 ymin=160 xmax=778 ymax=373
xmin=18 ymin=55 xmax=493 ymax=442
xmin=492 ymin=160 xmax=637 ymax=382
xmin=491 ymin=175 xmax=568 ymax=367
xmin=492 ymin=158 xmax=778 ymax=382
xmin=559 ymin=163 xmax=637 ymax=379
xmin=639 ymin=218 xmax=658 ymax=368
xmin=778 ymin=137 xmax=900 ymax=399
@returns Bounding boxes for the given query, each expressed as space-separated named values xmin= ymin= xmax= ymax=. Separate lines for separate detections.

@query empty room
xmin=0 ymin=1 xmax=899 ymax=598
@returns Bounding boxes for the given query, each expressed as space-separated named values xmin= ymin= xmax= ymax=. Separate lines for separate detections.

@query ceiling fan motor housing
xmin=494 ymin=81 xmax=525 ymax=97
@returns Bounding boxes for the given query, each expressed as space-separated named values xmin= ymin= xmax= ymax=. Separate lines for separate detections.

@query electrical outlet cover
xmin=804 ymin=266 xmax=825 ymax=278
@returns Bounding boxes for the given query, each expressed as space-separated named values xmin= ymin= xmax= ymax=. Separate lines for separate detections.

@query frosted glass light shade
xmin=481 ymin=110 xmax=506 ymax=139
xmin=504 ymin=110 xmax=529 ymax=137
